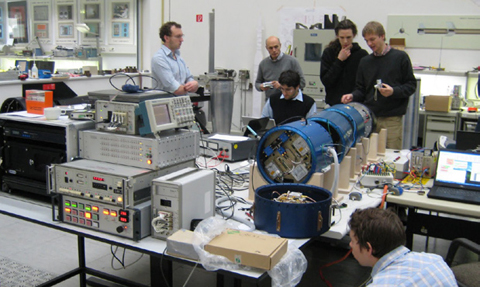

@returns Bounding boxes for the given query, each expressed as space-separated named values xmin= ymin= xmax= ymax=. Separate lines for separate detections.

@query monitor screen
xmin=153 ymin=103 xmax=171 ymax=126
xmin=435 ymin=149 xmax=480 ymax=188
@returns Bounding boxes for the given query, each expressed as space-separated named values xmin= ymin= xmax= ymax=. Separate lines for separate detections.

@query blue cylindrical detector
xmin=256 ymin=120 xmax=333 ymax=184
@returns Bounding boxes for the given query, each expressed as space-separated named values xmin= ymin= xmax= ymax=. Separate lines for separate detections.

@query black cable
xmin=109 ymin=73 xmax=137 ymax=91
xmin=110 ymin=245 xmax=125 ymax=268
xmin=160 ymin=247 xmax=172 ymax=287
xmin=277 ymin=115 xmax=303 ymax=126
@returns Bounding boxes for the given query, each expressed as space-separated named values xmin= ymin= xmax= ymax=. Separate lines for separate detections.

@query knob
xmin=116 ymin=226 xmax=124 ymax=233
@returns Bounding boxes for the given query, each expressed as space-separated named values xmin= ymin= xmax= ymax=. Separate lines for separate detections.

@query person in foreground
xmin=320 ymin=19 xmax=368 ymax=106
xmin=255 ymin=36 xmax=306 ymax=101
xmin=261 ymin=70 xmax=316 ymax=125
xmin=348 ymin=208 xmax=457 ymax=286
xmin=341 ymin=21 xmax=416 ymax=149
xmin=151 ymin=21 xmax=198 ymax=95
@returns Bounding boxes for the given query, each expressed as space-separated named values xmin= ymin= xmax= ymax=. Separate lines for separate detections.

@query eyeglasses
xmin=171 ymin=34 xmax=184 ymax=39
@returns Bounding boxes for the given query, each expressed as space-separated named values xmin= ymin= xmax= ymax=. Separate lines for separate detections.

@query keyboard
xmin=428 ymin=186 xmax=480 ymax=205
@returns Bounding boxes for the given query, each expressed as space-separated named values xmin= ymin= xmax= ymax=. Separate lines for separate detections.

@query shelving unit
xmin=0 ymin=55 xmax=100 ymax=73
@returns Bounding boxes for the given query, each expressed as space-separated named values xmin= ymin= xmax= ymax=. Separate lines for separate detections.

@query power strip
xmin=360 ymin=172 xmax=394 ymax=187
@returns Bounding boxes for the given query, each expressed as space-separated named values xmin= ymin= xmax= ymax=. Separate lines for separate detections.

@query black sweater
xmin=352 ymin=48 xmax=417 ymax=117
xmin=270 ymin=94 xmax=315 ymax=125
xmin=320 ymin=43 xmax=368 ymax=106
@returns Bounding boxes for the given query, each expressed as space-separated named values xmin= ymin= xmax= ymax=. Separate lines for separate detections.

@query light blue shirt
xmin=151 ymin=45 xmax=194 ymax=94
xmin=368 ymin=246 xmax=457 ymax=287
xmin=261 ymin=89 xmax=317 ymax=119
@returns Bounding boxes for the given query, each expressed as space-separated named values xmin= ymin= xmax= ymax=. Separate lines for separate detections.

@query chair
xmin=445 ymin=238 xmax=480 ymax=287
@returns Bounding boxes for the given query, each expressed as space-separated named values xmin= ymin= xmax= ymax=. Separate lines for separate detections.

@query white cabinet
xmin=422 ymin=111 xmax=458 ymax=149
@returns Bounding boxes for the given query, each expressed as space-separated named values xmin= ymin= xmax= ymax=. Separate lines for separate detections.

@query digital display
xmin=160 ymin=199 xmax=172 ymax=207
xmin=93 ymin=176 xmax=105 ymax=181
xmin=153 ymin=104 xmax=171 ymax=126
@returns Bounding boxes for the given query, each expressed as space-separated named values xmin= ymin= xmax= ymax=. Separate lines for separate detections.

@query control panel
xmin=60 ymin=195 xmax=151 ymax=240
xmin=49 ymin=159 xmax=177 ymax=208
xmin=79 ymin=129 xmax=199 ymax=169
xmin=95 ymin=100 xmax=140 ymax=134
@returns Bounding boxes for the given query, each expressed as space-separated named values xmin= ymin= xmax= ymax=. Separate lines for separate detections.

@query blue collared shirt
xmin=151 ymin=45 xmax=194 ymax=94
xmin=367 ymin=246 xmax=457 ymax=287
xmin=261 ymin=89 xmax=317 ymax=119
xmin=271 ymin=52 xmax=284 ymax=62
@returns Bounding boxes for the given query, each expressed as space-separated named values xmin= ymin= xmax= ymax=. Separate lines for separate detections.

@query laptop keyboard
xmin=429 ymin=186 xmax=480 ymax=205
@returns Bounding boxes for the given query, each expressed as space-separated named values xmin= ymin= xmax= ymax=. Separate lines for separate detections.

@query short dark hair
xmin=335 ymin=19 xmax=358 ymax=36
xmin=278 ymin=70 xmax=300 ymax=88
xmin=362 ymin=21 xmax=385 ymax=38
xmin=348 ymin=208 xmax=406 ymax=258
xmin=159 ymin=21 xmax=182 ymax=43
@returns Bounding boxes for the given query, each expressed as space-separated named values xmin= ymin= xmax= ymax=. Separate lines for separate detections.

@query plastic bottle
xmin=32 ymin=62 xmax=38 ymax=79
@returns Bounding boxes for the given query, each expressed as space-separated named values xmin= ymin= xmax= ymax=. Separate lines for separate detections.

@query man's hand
xmin=271 ymin=81 xmax=281 ymax=89
xmin=378 ymin=83 xmax=393 ymax=97
xmin=341 ymin=94 xmax=353 ymax=104
xmin=338 ymin=45 xmax=352 ymax=61
xmin=185 ymin=80 xmax=199 ymax=93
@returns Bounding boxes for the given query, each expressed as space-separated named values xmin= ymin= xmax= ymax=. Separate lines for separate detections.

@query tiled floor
xmin=0 ymin=197 xmax=455 ymax=287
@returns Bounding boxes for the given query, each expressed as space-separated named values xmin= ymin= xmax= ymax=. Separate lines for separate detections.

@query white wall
xmin=140 ymin=0 xmax=480 ymax=131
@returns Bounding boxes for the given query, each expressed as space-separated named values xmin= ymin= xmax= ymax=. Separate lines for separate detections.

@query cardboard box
xmin=204 ymin=229 xmax=288 ymax=270
xmin=166 ymin=229 xmax=199 ymax=261
xmin=390 ymin=38 xmax=406 ymax=51
xmin=424 ymin=95 xmax=452 ymax=112
xmin=25 ymin=90 xmax=53 ymax=114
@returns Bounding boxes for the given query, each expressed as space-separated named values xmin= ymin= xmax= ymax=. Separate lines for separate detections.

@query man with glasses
xmin=261 ymin=70 xmax=316 ymax=125
xmin=152 ymin=21 xmax=198 ymax=95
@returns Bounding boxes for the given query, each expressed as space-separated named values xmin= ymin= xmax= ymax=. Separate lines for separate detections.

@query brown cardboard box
xmin=204 ymin=229 xmax=288 ymax=270
xmin=390 ymin=38 xmax=406 ymax=51
xmin=424 ymin=95 xmax=452 ymax=112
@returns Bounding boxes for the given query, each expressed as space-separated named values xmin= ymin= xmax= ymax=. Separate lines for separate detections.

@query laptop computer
xmin=242 ymin=117 xmax=275 ymax=137
xmin=427 ymin=149 xmax=480 ymax=205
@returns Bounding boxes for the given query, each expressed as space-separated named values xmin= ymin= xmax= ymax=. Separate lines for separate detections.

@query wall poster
xmin=8 ymin=1 xmax=28 ymax=43
xmin=30 ymin=0 xmax=52 ymax=44
xmin=55 ymin=0 xmax=76 ymax=44
xmin=108 ymin=0 xmax=133 ymax=44
xmin=80 ymin=0 xmax=103 ymax=45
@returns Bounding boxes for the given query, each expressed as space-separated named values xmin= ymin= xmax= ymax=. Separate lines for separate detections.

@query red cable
xmin=318 ymin=249 xmax=353 ymax=287
xmin=379 ymin=184 xmax=389 ymax=209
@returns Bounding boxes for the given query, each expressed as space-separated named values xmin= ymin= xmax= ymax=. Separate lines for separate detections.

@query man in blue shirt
xmin=152 ymin=22 xmax=198 ymax=95
xmin=261 ymin=70 xmax=316 ymax=125
xmin=348 ymin=208 xmax=457 ymax=286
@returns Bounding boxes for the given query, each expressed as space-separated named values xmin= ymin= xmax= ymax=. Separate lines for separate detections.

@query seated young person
xmin=261 ymin=70 xmax=316 ymax=125
xmin=349 ymin=208 xmax=457 ymax=286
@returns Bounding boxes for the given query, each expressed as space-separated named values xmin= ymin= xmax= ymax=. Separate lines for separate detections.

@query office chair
xmin=445 ymin=238 xmax=480 ymax=287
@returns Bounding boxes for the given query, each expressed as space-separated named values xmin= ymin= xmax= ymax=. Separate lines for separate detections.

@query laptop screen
xmin=434 ymin=149 xmax=480 ymax=190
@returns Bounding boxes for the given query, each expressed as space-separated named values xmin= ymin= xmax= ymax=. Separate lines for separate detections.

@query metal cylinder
xmin=256 ymin=120 xmax=333 ymax=184
xmin=308 ymin=109 xmax=356 ymax=162
xmin=402 ymin=79 xmax=421 ymax=149
xmin=210 ymin=79 xmax=234 ymax=134
xmin=254 ymin=183 xmax=332 ymax=238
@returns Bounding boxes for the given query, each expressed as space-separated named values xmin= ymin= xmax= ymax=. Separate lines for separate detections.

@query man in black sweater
xmin=261 ymin=70 xmax=316 ymax=125
xmin=341 ymin=21 xmax=416 ymax=149
xmin=321 ymin=19 xmax=368 ymax=106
